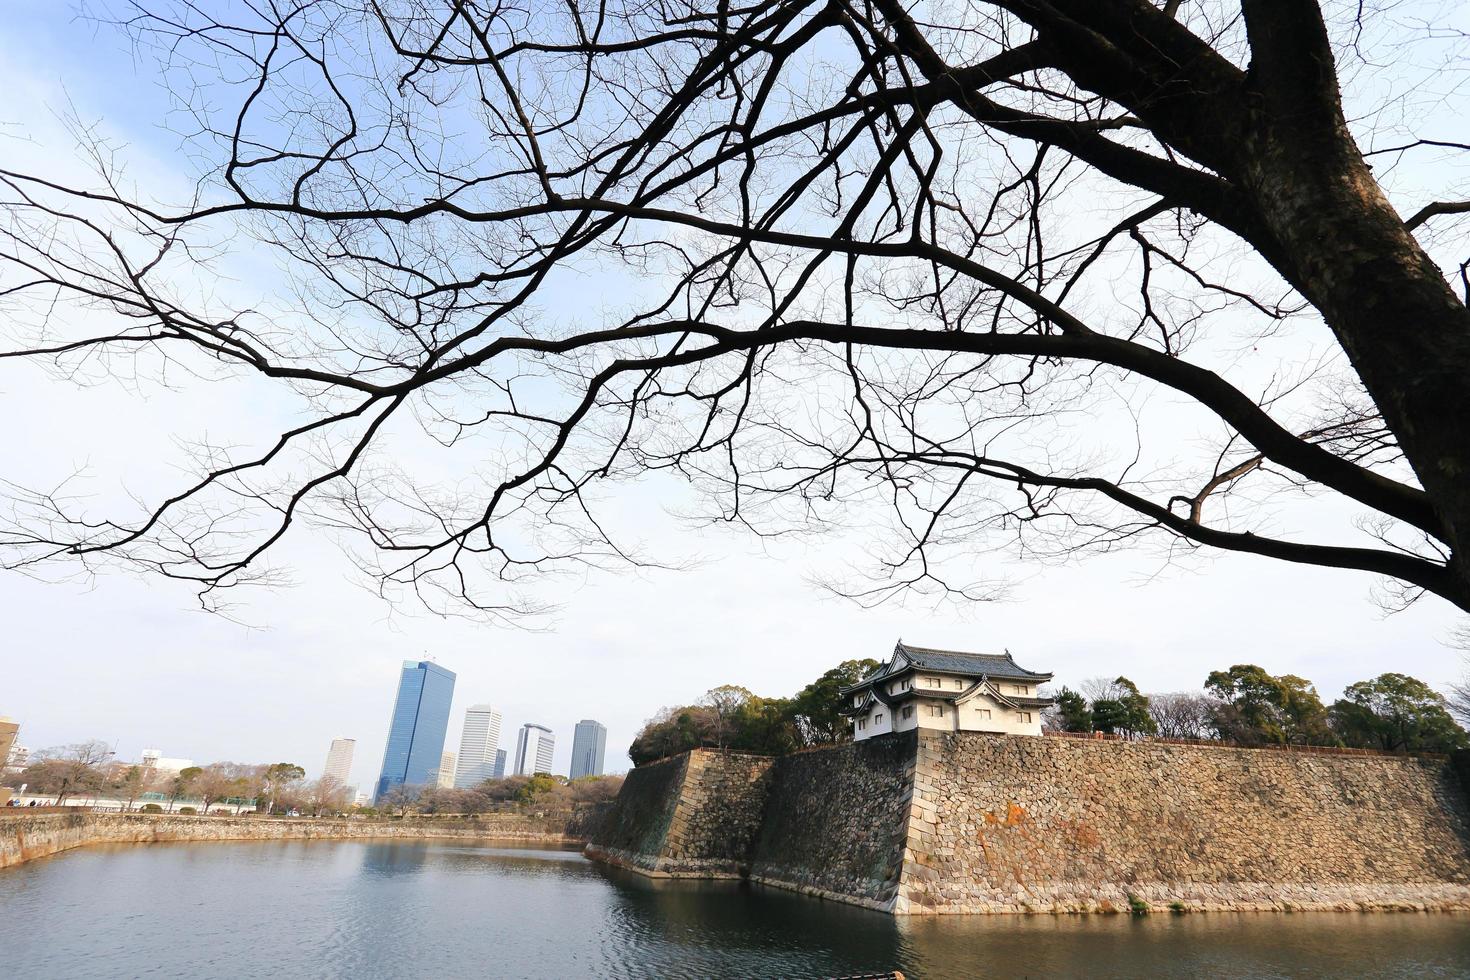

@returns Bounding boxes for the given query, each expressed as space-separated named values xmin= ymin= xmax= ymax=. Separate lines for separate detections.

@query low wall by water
xmin=586 ymin=733 xmax=1470 ymax=914
xmin=0 ymin=811 xmax=583 ymax=870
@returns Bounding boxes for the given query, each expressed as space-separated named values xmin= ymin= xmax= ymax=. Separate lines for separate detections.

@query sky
xmin=1 ymin=3 xmax=1467 ymax=794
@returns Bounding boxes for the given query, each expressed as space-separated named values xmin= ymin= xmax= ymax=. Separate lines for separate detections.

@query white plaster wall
xmin=955 ymin=693 xmax=1041 ymax=736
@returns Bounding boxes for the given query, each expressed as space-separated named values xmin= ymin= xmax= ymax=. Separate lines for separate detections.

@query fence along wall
xmin=589 ymin=733 xmax=1470 ymax=913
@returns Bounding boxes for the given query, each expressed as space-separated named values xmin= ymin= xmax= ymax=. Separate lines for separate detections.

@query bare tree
xmin=113 ymin=764 xmax=160 ymax=812
xmin=700 ymin=685 xmax=755 ymax=749
xmin=1147 ymin=692 xmax=1215 ymax=740
xmin=1 ymin=1 xmax=1468 ymax=620
xmin=25 ymin=741 xmax=113 ymax=804
xmin=194 ymin=762 xmax=257 ymax=814
xmin=379 ymin=783 xmax=423 ymax=817
xmin=302 ymin=776 xmax=352 ymax=817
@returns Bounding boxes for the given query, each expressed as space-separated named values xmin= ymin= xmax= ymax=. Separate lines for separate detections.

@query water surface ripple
xmin=2 ymin=839 xmax=1467 ymax=978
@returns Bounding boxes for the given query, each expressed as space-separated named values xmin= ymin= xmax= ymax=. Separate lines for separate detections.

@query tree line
xmin=373 ymin=774 xmax=624 ymax=818
xmin=3 ymin=742 xmax=346 ymax=815
xmin=1050 ymin=668 xmax=1468 ymax=754
xmin=629 ymin=660 xmax=880 ymax=766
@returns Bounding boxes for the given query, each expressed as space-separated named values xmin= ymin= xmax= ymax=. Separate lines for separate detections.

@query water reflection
xmin=1 ymin=840 xmax=1467 ymax=979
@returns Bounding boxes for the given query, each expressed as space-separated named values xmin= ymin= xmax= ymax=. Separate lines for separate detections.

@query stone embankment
xmin=586 ymin=750 xmax=773 ymax=876
xmin=0 ymin=811 xmax=586 ymax=870
xmin=586 ymin=733 xmax=1470 ymax=914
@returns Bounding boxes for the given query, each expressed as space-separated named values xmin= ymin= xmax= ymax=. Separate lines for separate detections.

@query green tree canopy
xmin=790 ymin=659 xmax=882 ymax=745
xmin=1330 ymin=674 xmax=1468 ymax=753
xmin=1053 ymin=688 xmax=1092 ymax=733
xmin=1205 ymin=665 xmax=1334 ymax=746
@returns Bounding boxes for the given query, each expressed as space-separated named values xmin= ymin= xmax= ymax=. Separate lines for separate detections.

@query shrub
xmin=141 ymin=803 xmax=163 ymax=813
xmin=1126 ymin=894 xmax=1149 ymax=916
xmin=178 ymin=807 xmax=197 ymax=815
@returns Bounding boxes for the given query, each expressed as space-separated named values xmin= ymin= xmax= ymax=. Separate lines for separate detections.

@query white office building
xmin=434 ymin=751 xmax=456 ymax=789
xmin=323 ymin=738 xmax=356 ymax=786
xmin=453 ymin=704 xmax=504 ymax=788
xmin=139 ymin=749 xmax=194 ymax=773
xmin=513 ymin=724 xmax=555 ymax=776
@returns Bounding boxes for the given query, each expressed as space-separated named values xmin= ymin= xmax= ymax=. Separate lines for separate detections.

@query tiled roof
xmin=842 ymin=641 xmax=1053 ymax=694
xmin=895 ymin=642 xmax=1053 ymax=681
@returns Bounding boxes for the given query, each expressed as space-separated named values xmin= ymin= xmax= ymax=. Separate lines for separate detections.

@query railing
xmin=1043 ymin=729 xmax=1448 ymax=760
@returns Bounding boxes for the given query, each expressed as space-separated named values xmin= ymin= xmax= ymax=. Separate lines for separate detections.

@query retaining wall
xmin=0 ymin=811 xmax=581 ymax=870
xmin=584 ymin=750 xmax=774 ymax=875
xmin=748 ymin=733 xmax=916 ymax=909
xmin=901 ymin=733 xmax=1470 ymax=912
xmin=587 ymin=733 xmax=1470 ymax=914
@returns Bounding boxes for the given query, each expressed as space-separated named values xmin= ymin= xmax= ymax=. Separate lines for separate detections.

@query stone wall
xmin=585 ymin=750 xmax=774 ymax=876
xmin=587 ymin=733 xmax=1470 ymax=914
xmin=584 ymin=752 xmax=689 ymax=872
xmin=0 ymin=810 xmax=583 ymax=870
xmin=748 ymin=733 xmax=916 ymax=909
xmin=900 ymin=733 xmax=1470 ymax=913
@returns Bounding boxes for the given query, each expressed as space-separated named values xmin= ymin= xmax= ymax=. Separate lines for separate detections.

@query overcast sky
xmin=2 ymin=4 xmax=1467 ymax=793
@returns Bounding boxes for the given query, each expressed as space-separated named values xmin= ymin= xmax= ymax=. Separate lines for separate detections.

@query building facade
xmin=6 ymin=744 xmax=29 ymax=771
xmin=139 ymin=749 xmax=195 ymax=773
xmin=841 ymin=642 xmax=1053 ymax=741
xmin=513 ymin=724 xmax=555 ymax=776
xmin=323 ymin=737 xmax=356 ymax=786
xmin=453 ymin=704 xmax=504 ymax=788
xmin=493 ymin=749 xmax=507 ymax=779
xmin=569 ymin=720 xmax=607 ymax=780
xmin=374 ymin=660 xmax=457 ymax=801
xmin=434 ymin=752 xmax=456 ymax=789
xmin=0 ymin=717 xmax=18 ymax=773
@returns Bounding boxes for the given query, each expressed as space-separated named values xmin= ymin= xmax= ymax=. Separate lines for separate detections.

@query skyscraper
xmin=453 ymin=704 xmax=503 ymax=788
xmin=323 ymin=738 xmax=355 ymax=786
xmin=513 ymin=724 xmax=555 ymax=776
xmin=493 ymin=749 xmax=507 ymax=779
xmin=436 ymin=752 xmax=456 ymax=789
xmin=569 ymin=720 xmax=608 ymax=780
xmin=374 ymin=660 xmax=457 ymax=801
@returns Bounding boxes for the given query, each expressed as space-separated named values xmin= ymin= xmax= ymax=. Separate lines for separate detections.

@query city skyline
xmin=374 ymin=661 xmax=457 ymax=801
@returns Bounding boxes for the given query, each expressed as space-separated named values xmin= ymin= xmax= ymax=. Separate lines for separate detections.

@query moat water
xmin=1 ymin=840 xmax=1467 ymax=978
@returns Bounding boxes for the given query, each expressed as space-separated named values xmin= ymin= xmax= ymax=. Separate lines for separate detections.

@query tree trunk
xmin=1234 ymin=1 xmax=1470 ymax=607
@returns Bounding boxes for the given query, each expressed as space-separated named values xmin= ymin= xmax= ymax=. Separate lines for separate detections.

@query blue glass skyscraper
xmin=374 ymin=660 xmax=457 ymax=801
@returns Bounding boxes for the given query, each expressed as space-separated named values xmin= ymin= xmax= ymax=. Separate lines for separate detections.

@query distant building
xmin=569 ymin=720 xmax=607 ymax=780
xmin=323 ymin=738 xmax=356 ymax=786
xmin=0 ymin=717 xmax=18 ymax=772
xmin=513 ymin=724 xmax=555 ymax=776
xmin=493 ymin=749 xmax=507 ymax=780
xmin=139 ymin=749 xmax=195 ymax=773
xmin=842 ymin=642 xmax=1053 ymax=741
xmin=436 ymin=752 xmax=456 ymax=789
xmin=374 ymin=660 xmax=457 ymax=801
xmin=453 ymin=704 xmax=503 ymax=788
xmin=6 ymin=744 xmax=29 ymax=771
